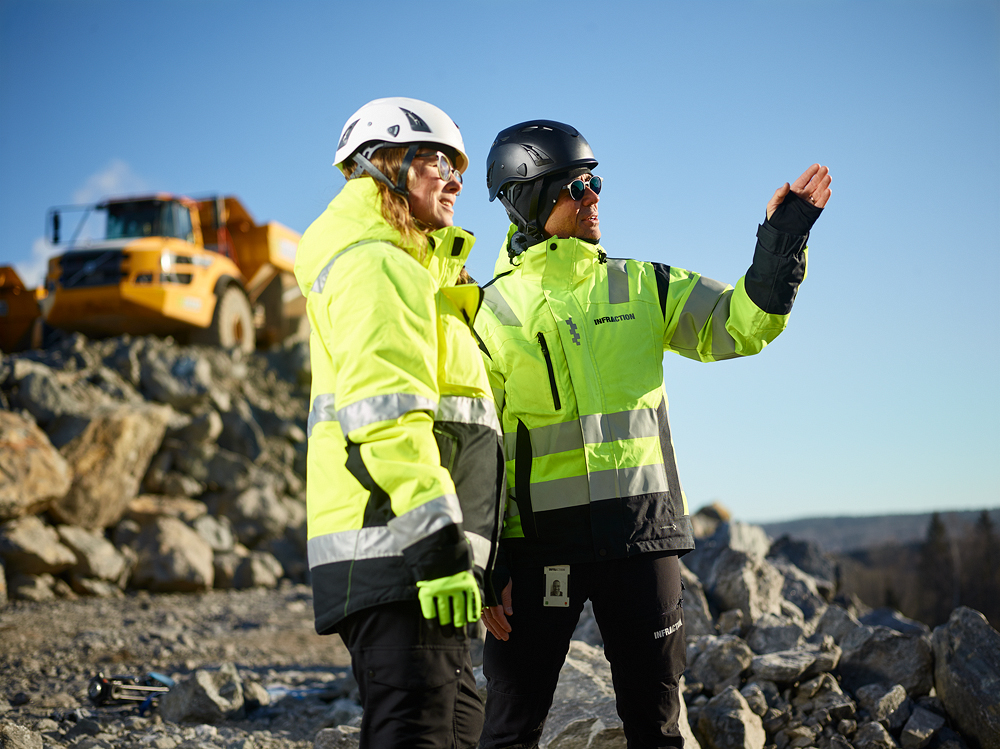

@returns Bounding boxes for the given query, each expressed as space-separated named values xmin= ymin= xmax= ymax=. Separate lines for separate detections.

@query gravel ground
xmin=0 ymin=582 xmax=361 ymax=748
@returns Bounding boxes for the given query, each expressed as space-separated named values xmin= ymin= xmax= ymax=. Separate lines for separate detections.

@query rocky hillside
xmin=2 ymin=335 xmax=999 ymax=749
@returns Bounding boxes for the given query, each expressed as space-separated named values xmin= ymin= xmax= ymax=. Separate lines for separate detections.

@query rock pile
xmin=1 ymin=333 xmax=310 ymax=603
xmin=2 ymin=335 xmax=999 ymax=749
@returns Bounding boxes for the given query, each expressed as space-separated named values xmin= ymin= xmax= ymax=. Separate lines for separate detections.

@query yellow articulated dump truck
xmin=40 ymin=194 xmax=304 ymax=353
xmin=0 ymin=265 xmax=45 ymax=353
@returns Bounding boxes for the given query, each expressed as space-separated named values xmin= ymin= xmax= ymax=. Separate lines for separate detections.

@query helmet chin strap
xmin=499 ymin=180 xmax=547 ymax=255
xmin=351 ymin=144 xmax=420 ymax=198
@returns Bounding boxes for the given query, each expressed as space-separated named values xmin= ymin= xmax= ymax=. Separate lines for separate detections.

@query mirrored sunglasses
xmin=562 ymin=175 xmax=602 ymax=201
xmin=417 ymin=151 xmax=463 ymax=185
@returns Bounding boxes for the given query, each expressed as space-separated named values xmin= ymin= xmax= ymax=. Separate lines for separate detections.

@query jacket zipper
xmin=537 ymin=332 xmax=562 ymax=411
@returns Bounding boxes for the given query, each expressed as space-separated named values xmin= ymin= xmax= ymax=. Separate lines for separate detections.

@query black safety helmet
xmin=485 ymin=120 xmax=598 ymax=240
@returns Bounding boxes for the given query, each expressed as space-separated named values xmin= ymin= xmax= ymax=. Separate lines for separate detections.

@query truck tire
xmin=193 ymin=286 xmax=255 ymax=353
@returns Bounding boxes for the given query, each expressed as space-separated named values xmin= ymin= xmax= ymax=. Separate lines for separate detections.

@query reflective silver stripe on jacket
xmin=580 ymin=408 xmax=659 ymax=445
xmin=308 ymin=393 xmax=337 ymax=438
xmin=483 ymin=285 xmax=522 ymax=327
xmin=308 ymin=525 xmax=491 ymax=569
xmin=338 ymin=393 xmax=437 ymax=436
xmin=607 ymin=258 xmax=630 ymax=304
xmin=707 ymin=291 xmax=739 ymax=358
xmin=502 ymin=408 xmax=660 ymax=461
xmin=437 ymin=395 xmax=502 ymax=436
xmin=589 ymin=464 xmax=669 ymax=501
xmin=466 ymin=531 xmax=492 ymax=569
xmin=672 ymin=275 xmax=733 ymax=353
xmin=528 ymin=463 xmax=668 ymax=511
xmin=387 ymin=493 xmax=463 ymax=549
xmin=312 ymin=239 xmax=386 ymax=294
xmin=308 ymin=526 xmax=398 ymax=568
xmin=503 ymin=420 xmax=584 ymax=462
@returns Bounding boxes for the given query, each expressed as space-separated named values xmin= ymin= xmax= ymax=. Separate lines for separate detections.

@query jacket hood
xmin=295 ymin=178 xmax=474 ymax=297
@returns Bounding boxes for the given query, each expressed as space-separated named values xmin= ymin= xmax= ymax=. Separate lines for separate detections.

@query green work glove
xmin=416 ymin=570 xmax=482 ymax=627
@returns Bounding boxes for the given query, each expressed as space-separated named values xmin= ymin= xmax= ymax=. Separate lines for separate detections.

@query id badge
xmin=543 ymin=565 xmax=570 ymax=607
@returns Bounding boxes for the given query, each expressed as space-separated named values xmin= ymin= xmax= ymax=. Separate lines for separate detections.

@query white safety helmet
xmin=334 ymin=98 xmax=468 ymax=197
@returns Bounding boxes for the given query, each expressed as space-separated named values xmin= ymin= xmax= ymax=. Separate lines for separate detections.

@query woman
xmin=293 ymin=98 xmax=504 ymax=749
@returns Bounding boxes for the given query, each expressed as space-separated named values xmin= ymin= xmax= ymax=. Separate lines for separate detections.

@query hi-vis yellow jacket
xmin=474 ymin=224 xmax=807 ymax=568
xmin=294 ymin=179 xmax=504 ymax=634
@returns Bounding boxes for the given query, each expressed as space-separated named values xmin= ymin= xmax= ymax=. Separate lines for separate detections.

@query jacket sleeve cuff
xmin=402 ymin=523 xmax=472 ymax=582
xmin=484 ymin=544 xmax=511 ymax=607
xmin=766 ymin=190 xmax=823 ymax=238
xmin=744 ymin=222 xmax=809 ymax=315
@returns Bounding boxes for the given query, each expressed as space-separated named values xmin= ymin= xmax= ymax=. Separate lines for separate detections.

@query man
xmin=473 ymin=119 xmax=831 ymax=748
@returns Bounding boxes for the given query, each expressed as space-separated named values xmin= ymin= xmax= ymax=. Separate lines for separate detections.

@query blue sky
xmin=1 ymin=0 xmax=997 ymax=524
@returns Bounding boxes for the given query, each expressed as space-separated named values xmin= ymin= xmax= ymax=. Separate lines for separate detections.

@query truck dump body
xmin=0 ymin=266 xmax=43 ymax=352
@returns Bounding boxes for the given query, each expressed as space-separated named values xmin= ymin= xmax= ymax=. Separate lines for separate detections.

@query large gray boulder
xmin=746 ymin=613 xmax=804 ymax=654
xmin=696 ymin=686 xmax=765 ymax=749
xmin=0 ymin=515 xmax=76 ymax=575
xmin=56 ymin=524 xmax=129 ymax=587
xmin=4 ymin=359 xmax=119 ymax=447
xmin=538 ymin=640 xmax=699 ymax=749
xmin=159 ymin=662 xmax=245 ymax=723
xmin=681 ymin=559 xmax=717 ymax=637
xmin=138 ymin=349 xmax=215 ymax=410
xmin=839 ymin=625 xmax=934 ymax=698
xmin=0 ymin=722 xmax=43 ymax=749
xmin=0 ymin=409 xmax=72 ymax=521
xmin=900 ymin=706 xmax=946 ymax=749
xmin=683 ymin=521 xmax=772 ymax=582
xmin=689 ymin=635 xmax=754 ymax=695
xmin=50 ymin=403 xmax=172 ymax=529
xmin=854 ymin=721 xmax=900 ymax=749
xmin=932 ymin=607 xmax=1000 ymax=749
xmin=813 ymin=603 xmax=864 ymax=646
xmin=706 ymin=549 xmax=785 ymax=624
xmin=130 ymin=515 xmax=214 ymax=592
xmin=855 ymin=683 xmax=908 ymax=723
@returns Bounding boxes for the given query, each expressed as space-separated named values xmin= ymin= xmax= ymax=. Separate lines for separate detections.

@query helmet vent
xmin=387 ymin=125 xmax=400 ymax=137
xmin=521 ymin=144 xmax=553 ymax=167
xmin=516 ymin=163 xmax=528 ymax=176
xmin=339 ymin=120 xmax=359 ymax=150
xmin=400 ymin=108 xmax=431 ymax=133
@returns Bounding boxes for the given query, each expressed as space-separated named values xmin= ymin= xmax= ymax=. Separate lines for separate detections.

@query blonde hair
xmin=340 ymin=146 xmax=428 ymax=254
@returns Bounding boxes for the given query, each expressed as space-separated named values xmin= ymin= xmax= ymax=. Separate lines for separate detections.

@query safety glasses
xmin=562 ymin=174 xmax=602 ymax=201
xmin=416 ymin=151 xmax=463 ymax=185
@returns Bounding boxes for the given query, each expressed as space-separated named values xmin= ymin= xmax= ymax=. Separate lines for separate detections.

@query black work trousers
xmin=337 ymin=600 xmax=484 ymax=749
xmin=480 ymin=552 xmax=686 ymax=749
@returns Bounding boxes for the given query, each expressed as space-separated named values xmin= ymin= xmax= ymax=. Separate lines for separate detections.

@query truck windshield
xmin=106 ymin=201 xmax=192 ymax=241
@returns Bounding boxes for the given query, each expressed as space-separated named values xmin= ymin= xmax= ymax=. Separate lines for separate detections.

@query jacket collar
xmin=492 ymin=224 xmax=606 ymax=285
xmin=296 ymin=178 xmax=475 ymax=295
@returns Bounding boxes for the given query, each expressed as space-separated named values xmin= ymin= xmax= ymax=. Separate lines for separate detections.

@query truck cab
xmin=41 ymin=194 xmax=303 ymax=352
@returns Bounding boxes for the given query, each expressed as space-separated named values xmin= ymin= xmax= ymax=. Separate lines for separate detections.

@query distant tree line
xmin=834 ymin=510 xmax=1000 ymax=629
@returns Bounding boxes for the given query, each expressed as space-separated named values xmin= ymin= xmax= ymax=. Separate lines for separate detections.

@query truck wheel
xmin=194 ymin=286 xmax=254 ymax=353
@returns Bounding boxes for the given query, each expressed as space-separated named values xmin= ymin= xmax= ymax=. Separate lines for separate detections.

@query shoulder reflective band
xmin=606 ymin=258 xmax=629 ymax=304
xmin=483 ymin=285 xmax=522 ymax=327
xmin=312 ymin=239 xmax=388 ymax=293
